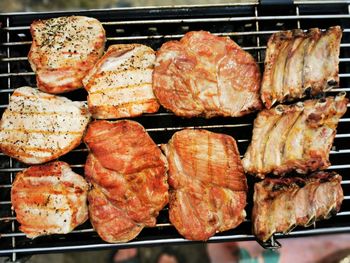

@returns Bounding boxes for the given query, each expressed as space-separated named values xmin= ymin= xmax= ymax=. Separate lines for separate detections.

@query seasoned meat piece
xmin=83 ymin=44 xmax=159 ymax=119
xmin=84 ymin=120 xmax=168 ymax=243
xmin=0 ymin=87 xmax=91 ymax=164
xmin=261 ymin=26 xmax=342 ymax=108
xmin=162 ymin=129 xmax=247 ymax=241
xmin=28 ymin=16 xmax=106 ymax=93
xmin=153 ymin=31 xmax=262 ymax=118
xmin=242 ymin=93 xmax=348 ymax=178
xmin=303 ymin=26 xmax=342 ymax=94
xmin=253 ymin=171 xmax=343 ymax=242
xmin=11 ymin=161 xmax=89 ymax=238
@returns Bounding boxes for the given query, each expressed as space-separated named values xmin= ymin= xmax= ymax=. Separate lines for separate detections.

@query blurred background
xmin=0 ymin=0 xmax=251 ymax=13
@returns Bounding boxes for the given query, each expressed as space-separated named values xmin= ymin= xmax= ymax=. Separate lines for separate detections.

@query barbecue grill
xmin=1 ymin=0 xmax=350 ymax=262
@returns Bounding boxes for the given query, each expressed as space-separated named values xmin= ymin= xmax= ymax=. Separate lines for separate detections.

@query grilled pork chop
xmin=28 ymin=16 xmax=106 ymax=93
xmin=11 ymin=161 xmax=89 ymax=238
xmin=83 ymin=44 xmax=159 ymax=119
xmin=253 ymin=171 xmax=343 ymax=242
xmin=242 ymin=92 xmax=348 ymax=178
xmin=84 ymin=120 xmax=168 ymax=243
xmin=153 ymin=31 xmax=262 ymax=118
xmin=162 ymin=129 xmax=247 ymax=240
xmin=0 ymin=87 xmax=91 ymax=164
xmin=261 ymin=26 xmax=342 ymax=108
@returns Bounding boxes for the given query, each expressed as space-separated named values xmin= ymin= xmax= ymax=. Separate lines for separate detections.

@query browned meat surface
xmin=153 ymin=31 xmax=262 ymax=118
xmin=261 ymin=26 xmax=342 ymax=109
xmin=83 ymin=44 xmax=160 ymax=119
xmin=303 ymin=27 xmax=341 ymax=94
xmin=11 ymin=161 xmax=89 ymax=238
xmin=84 ymin=120 xmax=168 ymax=243
xmin=283 ymin=29 xmax=308 ymax=100
xmin=87 ymin=187 xmax=144 ymax=243
xmin=242 ymin=93 xmax=348 ymax=178
xmin=0 ymin=87 xmax=91 ymax=164
xmin=162 ymin=129 xmax=247 ymax=241
xmin=253 ymin=171 xmax=343 ymax=242
xmin=28 ymin=16 xmax=106 ymax=94
xmin=261 ymin=30 xmax=293 ymax=109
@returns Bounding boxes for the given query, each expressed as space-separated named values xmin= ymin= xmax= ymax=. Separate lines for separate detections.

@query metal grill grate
xmin=1 ymin=1 xmax=350 ymax=261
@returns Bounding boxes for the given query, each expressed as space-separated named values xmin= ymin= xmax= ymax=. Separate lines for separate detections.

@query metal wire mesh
xmin=1 ymin=2 xmax=350 ymax=261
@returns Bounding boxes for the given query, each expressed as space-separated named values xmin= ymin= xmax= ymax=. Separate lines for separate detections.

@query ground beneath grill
xmin=2 ymin=234 xmax=350 ymax=263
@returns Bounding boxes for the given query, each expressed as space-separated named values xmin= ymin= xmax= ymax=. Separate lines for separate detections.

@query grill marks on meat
xmin=0 ymin=87 xmax=91 ymax=164
xmin=243 ymin=93 xmax=348 ymax=178
xmin=84 ymin=120 xmax=168 ymax=243
xmin=8 ymin=21 xmax=345 ymax=245
xmin=162 ymin=129 xmax=247 ymax=240
xmin=87 ymin=187 xmax=144 ymax=243
xmin=28 ymin=16 xmax=106 ymax=94
xmin=261 ymin=26 xmax=342 ymax=108
xmin=253 ymin=171 xmax=343 ymax=242
xmin=83 ymin=44 xmax=159 ymax=119
xmin=11 ymin=161 xmax=89 ymax=238
xmin=153 ymin=31 xmax=262 ymax=118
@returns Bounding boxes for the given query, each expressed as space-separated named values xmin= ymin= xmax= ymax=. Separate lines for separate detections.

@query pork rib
xmin=242 ymin=93 xmax=348 ymax=178
xmin=253 ymin=171 xmax=343 ymax=242
xmin=261 ymin=26 xmax=342 ymax=108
